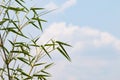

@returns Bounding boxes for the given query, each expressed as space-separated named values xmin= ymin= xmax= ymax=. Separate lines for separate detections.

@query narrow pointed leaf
xmin=41 ymin=45 xmax=51 ymax=59
xmin=8 ymin=7 xmax=24 ymax=12
xmin=30 ymin=7 xmax=44 ymax=10
xmin=41 ymin=70 xmax=50 ymax=75
xmin=11 ymin=50 xmax=31 ymax=56
xmin=33 ymin=74 xmax=50 ymax=77
xmin=34 ymin=63 xmax=46 ymax=66
xmin=15 ymin=0 xmax=28 ymax=11
xmin=32 ymin=17 xmax=43 ymax=31
xmin=17 ymin=68 xmax=31 ymax=77
xmin=57 ymin=47 xmax=71 ymax=61
xmin=56 ymin=41 xmax=72 ymax=47
xmin=10 ymin=20 xmax=22 ymax=33
xmin=0 ymin=18 xmax=8 ymax=25
xmin=17 ymin=57 xmax=29 ymax=65
xmin=44 ymin=63 xmax=54 ymax=69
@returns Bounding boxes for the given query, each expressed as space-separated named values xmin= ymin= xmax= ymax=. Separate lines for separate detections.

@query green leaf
xmin=15 ymin=0 xmax=28 ymax=11
xmin=17 ymin=68 xmax=31 ymax=77
xmin=0 ymin=27 xmax=28 ymax=38
xmin=0 ymin=5 xmax=7 ymax=9
xmin=56 ymin=41 xmax=72 ymax=47
xmin=32 ymin=17 xmax=47 ymax=22
xmin=8 ymin=7 xmax=24 ymax=12
xmin=10 ymin=20 xmax=21 ymax=33
xmin=11 ymin=29 xmax=27 ymax=38
xmin=14 ymin=42 xmax=30 ymax=50
xmin=56 ymin=41 xmax=71 ymax=61
xmin=41 ymin=45 xmax=51 ymax=59
xmin=32 ymin=17 xmax=43 ymax=31
xmin=30 ymin=7 xmax=44 ymax=10
xmin=34 ymin=36 xmax=40 ymax=43
xmin=44 ymin=44 xmax=54 ymax=46
xmin=37 ymin=19 xmax=42 ymax=31
xmin=57 ymin=47 xmax=71 ymax=61
xmin=17 ymin=57 xmax=30 ymax=65
xmin=26 ymin=17 xmax=39 ymax=29
xmin=41 ymin=70 xmax=50 ymax=75
xmin=2 ymin=46 xmax=9 ymax=54
xmin=34 ymin=63 xmax=46 ymax=66
xmin=0 ymin=68 xmax=5 ymax=71
xmin=8 ymin=40 xmax=14 ymax=46
xmin=29 ymin=57 xmax=35 ymax=64
xmin=33 ymin=74 xmax=50 ymax=77
xmin=14 ymin=77 xmax=20 ymax=80
xmin=11 ymin=50 xmax=31 ymax=56
xmin=0 ymin=18 xmax=9 ymax=25
xmin=44 ymin=63 xmax=54 ymax=69
xmin=0 ymin=27 xmax=16 ymax=30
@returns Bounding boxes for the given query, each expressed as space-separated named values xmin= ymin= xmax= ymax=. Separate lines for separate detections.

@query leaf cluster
xmin=0 ymin=0 xmax=71 ymax=80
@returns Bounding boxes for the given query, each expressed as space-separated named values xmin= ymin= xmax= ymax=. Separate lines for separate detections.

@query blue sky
xmin=29 ymin=0 xmax=120 ymax=80
xmin=43 ymin=0 xmax=120 ymax=36
xmin=1 ymin=0 xmax=120 ymax=80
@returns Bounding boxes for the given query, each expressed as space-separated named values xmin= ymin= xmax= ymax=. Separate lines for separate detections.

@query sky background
xmin=32 ymin=0 xmax=120 ymax=80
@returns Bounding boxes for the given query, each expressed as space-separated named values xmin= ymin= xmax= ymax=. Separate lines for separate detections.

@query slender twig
xmin=0 ymin=35 xmax=11 ymax=80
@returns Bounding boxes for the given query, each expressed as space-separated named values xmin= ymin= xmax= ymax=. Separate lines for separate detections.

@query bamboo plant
xmin=0 ymin=0 xmax=71 ymax=80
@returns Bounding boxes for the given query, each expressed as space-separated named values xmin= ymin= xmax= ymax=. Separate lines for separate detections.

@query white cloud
xmin=40 ymin=22 xmax=120 ymax=52
xmin=44 ymin=2 xmax=58 ymax=10
xmin=67 ymin=76 xmax=77 ymax=80
xmin=45 ymin=0 xmax=77 ymax=12
xmin=39 ymin=22 xmax=120 ymax=80
xmin=60 ymin=0 xmax=76 ymax=12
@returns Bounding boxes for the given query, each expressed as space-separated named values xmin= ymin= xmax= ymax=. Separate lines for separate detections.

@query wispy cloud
xmin=40 ymin=22 xmax=120 ymax=52
xmin=45 ymin=0 xmax=77 ymax=12
xmin=44 ymin=2 xmax=58 ymax=11
xmin=39 ymin=22 xmax=120 ymax=80
xmin=60 ymin=0 xmax=76 ymax=12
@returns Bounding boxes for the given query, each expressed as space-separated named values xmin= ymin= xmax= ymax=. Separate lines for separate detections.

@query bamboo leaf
xmin=10 ymin=29 xmax=28 ymax=38
xmin=34 ymin=63 xmax=46 ymax=66
xmin=14 ymin=77 xmax=20 ymax=80
xmin=10 ymin=20 xmax=21 ymax=33
xmin=15 ymin=0 xmax=28 ymax=11
xmin=41 ymin=45 xmax=51 ymax=59
xmin=26 ymin=17 xmax=39 ymax=29
xmin=34 ymin=36 xmax=40 ymax=43
xmin=2 ymin=46 xmax=9 ymax=54
xmin=14 ymin=42 xmax=30 ymax=50
xmin=11 ymin=50 xmax=31 ymax=56
xmin=29 ymin=57 xmax=35 ymax=64
xmin=8 ymin=40 xmax=14 ymax=46
xmin=57 ymin=47 xmax=71 ymax=61
xmin=32 ymin=17 xmax=47 ymax=22
xmin=44 ymin=63 xmax=54 ymax=69
xmin=8 ymin=7 xmax=24 ymax=12
xmin=33 ymin=74 xmax=50 ymax=77
xmin=37 ymin=18 xmax=43 ymax=31
xmin=0 ymin=18 xmax=9 ymax=25
xmin=17 ymin=57 xmax=30 ymax=65
xmin=17 ymin=68 xmax=31 ymax=77
xmin=0 ymin=5 xmax=7 ymax=9
xmin=56 ymin=41 xmax=72 ymax=47
xmin=0 ymin=27 xmax=27 ymax=38
xmin=41 ymin=70 xmax=50 ymax=75
xmin=44 ymin=44 xmax=55 ymax=46
xmin=30 ymin=7 xmax=44 ymax=10
xmin=0 ymin=27 xmax=16 ymax=30
xmin=56 ymin=41 xmax=71 ymax=61
xmin=32 ymin=17 xmax=43 ymax=31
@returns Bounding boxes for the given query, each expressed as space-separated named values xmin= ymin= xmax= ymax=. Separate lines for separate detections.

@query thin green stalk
xmin=0 ymin=35 xmax=11 ymax=80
